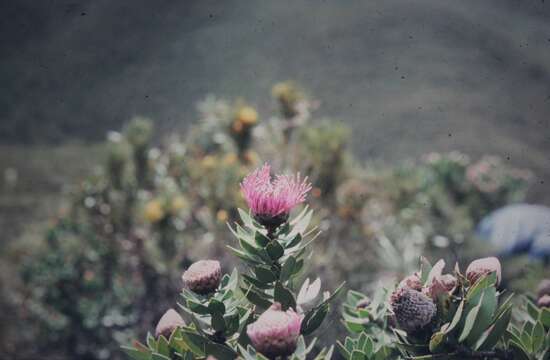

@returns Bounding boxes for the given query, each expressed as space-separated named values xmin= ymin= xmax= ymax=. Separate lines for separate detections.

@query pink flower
xmin=182 ymin=260 xmax=222 ymax=295
xmin=241 ymin=164 xmax=311 ymax=222
xmin=155 ymin=309 xmax=185 ymax=338
xmin=466 ymin=257 xmax=501 ymax=286
xmin=247 ymin=303 xmax=303 ymax=358
xmin=398 ymin=273 xmax=423 ymax=291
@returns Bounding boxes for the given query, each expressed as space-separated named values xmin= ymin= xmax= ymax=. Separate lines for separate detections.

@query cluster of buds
xmin=246 ymin=303 xmax=303 ymax=359
xmin=536 ymin=279 xmax=550 ymax=308
xmin=391 ymin=257 xmax=502 ymax=334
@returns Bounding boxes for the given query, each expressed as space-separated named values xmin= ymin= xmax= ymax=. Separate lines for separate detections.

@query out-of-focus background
xmin=1 ymin=1 xmax=549 ymax=359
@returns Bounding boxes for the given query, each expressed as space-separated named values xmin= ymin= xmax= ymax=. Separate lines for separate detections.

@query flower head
xmin=398 ymin=273 xmax=423 ymax=291
xmin=424 ymin=274 xmax=457 ymax=300
xmin=390 ymin=287 xmax=436 ymax=333
xmin=537 ymin=279 xmax=550 ymax=299
xmin=538 ymin=294 xmax=550 ymax=308
xmin=182 ymin=260 xmax=222 ymax=295
xmin=246 ymin=303 xmax=303 ymax=358
xmin=241 ymin=164 xmax=311 ymax=227
xmin=155 ymin=309 xmax=185 ymax=338
xmin=466 ymin=257 xmax=501 ymax=286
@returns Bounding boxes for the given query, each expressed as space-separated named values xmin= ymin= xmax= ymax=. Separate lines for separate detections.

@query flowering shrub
xmin=124 ymin=169 xmax=549 ymax=360
xmin=123 ymin=165 xmax=342 ymax=359
xmin=6 ymin=83 xmax=538 ymax=359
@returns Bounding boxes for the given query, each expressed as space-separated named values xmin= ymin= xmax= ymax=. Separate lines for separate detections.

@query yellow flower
xmin=237 ymin=106 xmax=258 ymax=126
xmin=216 ymin=209 xmax=228 ymax=223
xmin=201 ymin=155 xmax=217 ymax=170
xmin=170 ymin=196 xmax=187 ymax=213
xmin=144 ymin=200 xmax=164 ymax=223
xmin=223 ymin=153 xmax=238 ymax=166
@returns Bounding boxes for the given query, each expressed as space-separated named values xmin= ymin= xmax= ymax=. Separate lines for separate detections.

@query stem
xmin=407 ymin=348 xmax=513 ymax=360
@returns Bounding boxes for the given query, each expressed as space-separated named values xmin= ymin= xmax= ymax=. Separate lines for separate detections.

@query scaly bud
xmin=155 ymin=309 xmax=185 ymax=338
xmin=391 ymin=287 xmax=436 ymax=333
xmin=424 ymin=274 xmax=457 ymax=300
xmin=536 ymin=279 xmax=550 ymax=299
xmin=398 ymin=273 xmax=423 ymax=291
xmin=246 ymin=303 xmax=303 ymax=359
xmin=182 ymin=260 xmax=221 ymax=295
xmin=466 ymin=257 xmax=501 ymax=286
xmin=537 ymin=295 xmax=550 ymax=308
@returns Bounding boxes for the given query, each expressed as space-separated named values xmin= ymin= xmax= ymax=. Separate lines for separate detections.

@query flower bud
xmin=246 ymin=303 xmax=303 ymax=358
xmin=536 ymin=279 xmax=550 ymax=299
xmin=182 ymin=260 xmax=222 ymax=295
xmin=155 ymin=309 xmax=185 ymax=338
xmin=398 ymin=273 xmax=423 ymax=291
xmin=537 ymin=295 xmax=550 ymax=308
xmin=466 ymin=257 xmax=501 ymax=285
xmin=424 ymin=274 xmax=457 ymax=300
xmin=390 ymin=287 xmax=436 ymax=333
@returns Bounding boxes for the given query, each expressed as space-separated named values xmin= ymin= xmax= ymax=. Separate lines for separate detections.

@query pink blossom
xmin=241 ymin=164 xmax=311 ymax=218
xmin=247 ymin=303 xmax=303 ymax=358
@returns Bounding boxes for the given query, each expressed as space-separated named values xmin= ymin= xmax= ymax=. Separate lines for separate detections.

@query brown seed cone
xmin=391 ymin=287 xmax=436 ymax=333
xmin=182 ymin=260 xmax=222 ymax=295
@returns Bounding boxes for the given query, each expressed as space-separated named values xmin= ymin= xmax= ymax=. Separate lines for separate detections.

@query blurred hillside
xmin=1 ymin=0 xmax=550 ymax=240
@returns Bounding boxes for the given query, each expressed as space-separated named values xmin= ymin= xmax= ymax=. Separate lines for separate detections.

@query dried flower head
xmin=182 ymin=260 xmax=222 ymax=295
xmin=246 ymin=303 xmax=303 ymax=358
xmin=466 ymin=257 xmax=501 ymax=286
xmin=391 ymin=287 xmax=436 ymax=333
xmin=155 ymin=309 xmax=185 ymax=338
xmin=241 ymin=164 xmax=311 ymax=229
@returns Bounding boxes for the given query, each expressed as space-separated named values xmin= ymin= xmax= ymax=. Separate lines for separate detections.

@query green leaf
xmin=279 ymin=256 xmax=296 ymax=282
xmin=459 ymin=292 xmax=485 ymax=342
xmin=243 ymin=287 xmax=272 ymax=309
xmin=254 ymin=266 xmax=278 ymax=283
xmin=180 ymin=330 xmax=206 ymax=356
xmin=466 ymin=287 xmax=497 ymax=346
xmin=238 ymin=208 xmax=255 ymax=228
xmin=224 ymin=313 xmax=240 ymax=335
xmin=350 ymin=350 xmax=366 ymax=360
xmin=204 ymin=341 xmax=237 ymax=360
xmin=475 ymin=306 xmax=512 ymax=351
xmin=208 ymin=299 xmax=226 ymax=316
xmin=274 ymin=281 xmax=296 ymax=309
xmin=337 ymin=340 xmax=351 ymax=360
xmin=187 ymin=300 xmax=210 ymax=315
xmin=121 ymin=346 xmax=151 ymax=360
xmin=429 ymin=332 xmax=446 ymax=353
xmin=151 ymin=353 xmax=171 ymax=360
xmin=509 ymin=340 xmax=530 ymax=360
xmin=540 ymin=308 xmax=550 ymax=328
xmin=532 ymin=321 xmax=545 ymax=353
xmin=444 ymin=300 xmax=464 ymax=334
xmin=419 ymin=257 xmax=432 ymax=284
xmin=255 ymin=231 xmax=270 ymax=247
xmin=242 ymin=274 xmax=271 ymax=289
xmin=286 ymin=233 xmax=302 ymax=248
xmin=211 ymin=313 xmax=226 ymax=332
xmin=301 ymin=304 xmax=329 ymax=336
xmin=156 ymin=336 xmax=170 ymax=356
xmin=146 ymin=332 xmax=156 ymax=350
xmin=266 ymin=241 xmax=284 ymax=260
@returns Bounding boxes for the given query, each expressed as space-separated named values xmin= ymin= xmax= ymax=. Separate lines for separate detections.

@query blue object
xmin=476 ymin=204 xmax=550 ymax=260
